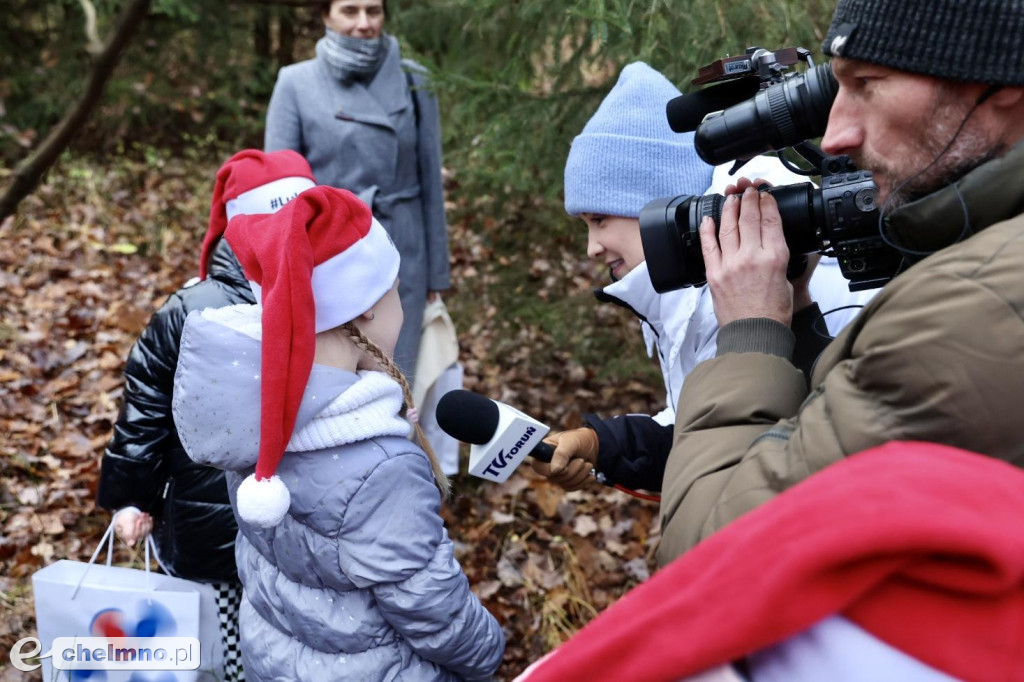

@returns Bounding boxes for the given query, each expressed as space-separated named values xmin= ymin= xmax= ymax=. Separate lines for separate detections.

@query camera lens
xmin=639 ymin=195 xmax=706 ymax=293
xmin=640 ymin=183 xmax=821 ymax=292
xmin=694 ymin=63 xmax=839 ymax=166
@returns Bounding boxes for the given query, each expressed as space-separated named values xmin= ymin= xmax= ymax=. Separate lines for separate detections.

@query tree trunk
xmin=254 ymin=6 xmax=271 ymax=61
xmin=0 ymin=0 xmax=152 ymax=222
xmin=277 ymin=7 xmax=295 ymax=67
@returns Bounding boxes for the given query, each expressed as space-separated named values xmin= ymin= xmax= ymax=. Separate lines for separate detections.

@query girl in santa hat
xmin=99 ymin=148 xmax=317 ymax=681
xmin=171 ymin=185 xmax=504 ymax=680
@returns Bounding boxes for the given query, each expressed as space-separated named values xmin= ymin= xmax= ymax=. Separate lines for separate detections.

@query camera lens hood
xmin=640 ymin=195 xmax=707 ymax=292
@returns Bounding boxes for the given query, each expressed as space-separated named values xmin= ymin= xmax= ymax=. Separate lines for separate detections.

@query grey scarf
xmin=317 ymin=29 xmax=388 ymax=82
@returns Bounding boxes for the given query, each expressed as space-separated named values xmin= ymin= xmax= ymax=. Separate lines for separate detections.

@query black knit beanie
xmin=823 ymin=0 xmax=1024 ymax=86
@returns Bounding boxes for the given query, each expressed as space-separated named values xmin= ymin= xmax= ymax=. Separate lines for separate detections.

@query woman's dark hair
xmin=318 ymin=1 xmax=388 ymax=18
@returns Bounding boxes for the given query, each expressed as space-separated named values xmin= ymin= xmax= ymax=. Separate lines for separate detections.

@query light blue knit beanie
xmin=564 ymin=62 xmax=713 ymax=217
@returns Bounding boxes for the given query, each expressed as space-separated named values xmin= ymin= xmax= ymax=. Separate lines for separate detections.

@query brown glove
xmin=530 ymin=427 xmax=600 ymax=491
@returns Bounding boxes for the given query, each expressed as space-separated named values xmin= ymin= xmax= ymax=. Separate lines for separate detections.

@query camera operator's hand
xmin=700 ymin=183 xmax=793 ymax=327
xmin=790 ymin=253 xmax=821 ymax=313
xmin=722 ymin=176 xmax=818 ymax=314
xmin=721 ymin=176 xmax=770 ymax=197
xmin=530 ymin=428 xmax=600 ymax=491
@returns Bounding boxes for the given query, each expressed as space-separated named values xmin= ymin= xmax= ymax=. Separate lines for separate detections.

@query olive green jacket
xmin=658 ymin=138 xmax=1024 ymax=565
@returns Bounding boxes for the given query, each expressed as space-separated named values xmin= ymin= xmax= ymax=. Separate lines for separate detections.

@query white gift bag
xmin=419 ymin=361 xmax=464 ymax=475
xmin=413 ymin=297 xmax=463 ymax=475
xmin=32 ymin=520 xmax=223 ymax=681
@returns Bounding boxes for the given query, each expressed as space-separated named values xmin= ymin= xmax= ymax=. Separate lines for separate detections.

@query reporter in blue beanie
xmin=564 ymin=62 xmax=712 ymax=218
xmin=533 ymin=61 xmax=873 ymax=495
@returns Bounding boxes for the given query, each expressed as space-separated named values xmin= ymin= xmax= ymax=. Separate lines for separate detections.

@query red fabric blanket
xmin=521 ymin=441 xmax=1024 ymax=681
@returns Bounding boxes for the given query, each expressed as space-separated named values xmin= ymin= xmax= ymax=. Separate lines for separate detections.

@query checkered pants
xmin=215 ymin=581 xmax=245 ymax=681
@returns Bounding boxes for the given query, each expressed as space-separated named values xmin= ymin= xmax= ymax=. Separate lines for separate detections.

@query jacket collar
xmin=207 ymin=239 xmax=253 ymax=299
xmin=595 ymin=262 xmax=706 ymax=362
xmin=595 ymin=262 xmax=661 ymax=330
xmin=886 ymin=137 xmax=1024 ymax=257
xmin=316 ymin=34 xmax=408 ymax=132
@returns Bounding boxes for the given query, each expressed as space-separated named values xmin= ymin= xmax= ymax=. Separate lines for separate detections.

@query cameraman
xmin=659 ymin=0 xmax=1024 ymax=565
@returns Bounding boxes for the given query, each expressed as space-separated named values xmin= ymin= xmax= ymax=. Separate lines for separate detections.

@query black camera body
xmin=642 ymin=47 xmax=904 ymax=293
xmin=640 ymin=156 xmax=901 ymax=292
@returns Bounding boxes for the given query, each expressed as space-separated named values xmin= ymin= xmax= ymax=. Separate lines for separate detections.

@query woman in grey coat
xmin=172 ymin=187 xmax=503 ymax=681
xmin=265 ymin=0 xmax=450 ymax=381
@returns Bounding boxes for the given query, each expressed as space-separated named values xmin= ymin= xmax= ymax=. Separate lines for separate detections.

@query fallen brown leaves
xmin=0 ymin=153 xmax=208 ymax=666
xmin=1 ymin=154 xmax=664 ymax=680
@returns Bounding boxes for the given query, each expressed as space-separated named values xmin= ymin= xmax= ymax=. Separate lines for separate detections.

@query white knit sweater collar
xmin=287 ymin=370 xmax=411 ymax=452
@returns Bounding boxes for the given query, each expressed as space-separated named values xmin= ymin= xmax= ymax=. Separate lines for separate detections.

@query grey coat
xmin=172 ymin=306 xmax=504 ymax=681
xmin=265 ymin=36 xmax=450 ymax=380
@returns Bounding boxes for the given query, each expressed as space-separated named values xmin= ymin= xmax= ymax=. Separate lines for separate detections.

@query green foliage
xmin=389 ymin=0 xmax=836 ymax=215
xmin=1 ymin=0 xmax=848 ymax=445
xmin=1 ymin=2 xmax=90 ymax=154
xmin=3 ymin=0 xmax=838 ymax=207
xmin=2 ymin=0 xmax=842 ymax=376
xmin=2 ymin=0 xmax=839 ymax=276
xmin=383 ymin=0 xmax=841 ymax=372
xmin=0 ymin=0 xmax=300 ymax=166
xmin=151 ymin=0 xmax=202 ymax=23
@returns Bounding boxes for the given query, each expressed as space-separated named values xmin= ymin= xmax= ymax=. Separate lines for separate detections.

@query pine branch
xmin=225 ymin=0 xmax=319 ymax=6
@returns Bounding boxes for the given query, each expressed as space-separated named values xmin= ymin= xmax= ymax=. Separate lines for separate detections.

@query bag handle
xmin=71 ymin=515 xmax=155 ymax=600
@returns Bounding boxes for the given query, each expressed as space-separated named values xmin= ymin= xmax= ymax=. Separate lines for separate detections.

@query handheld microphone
xmin=436 ymin=390 xmax=552 ymax=483
xmin=665 ymin=78 xmax=761 ymax=133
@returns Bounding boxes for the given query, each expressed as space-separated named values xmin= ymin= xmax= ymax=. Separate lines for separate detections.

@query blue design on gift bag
xmin=67 ymin=602 xmax=180 ymax=681
xmin=89 ymin=601 xmax=178 ymax=638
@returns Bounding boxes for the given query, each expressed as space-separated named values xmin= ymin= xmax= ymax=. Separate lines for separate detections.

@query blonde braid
xmin=342 ymin=322 xmax=451 ymax=498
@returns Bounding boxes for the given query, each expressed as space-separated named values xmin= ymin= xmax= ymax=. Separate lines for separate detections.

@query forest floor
xmin=0 ymin=151 xmax=666 ymax=680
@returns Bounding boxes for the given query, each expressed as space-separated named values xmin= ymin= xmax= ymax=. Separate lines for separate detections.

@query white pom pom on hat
xmin=236 ymin=473 xmax=291 ymax=528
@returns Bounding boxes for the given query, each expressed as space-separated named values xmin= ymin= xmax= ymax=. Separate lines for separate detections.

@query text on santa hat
xmin=269 ymin=192 xmax=304 ymax=211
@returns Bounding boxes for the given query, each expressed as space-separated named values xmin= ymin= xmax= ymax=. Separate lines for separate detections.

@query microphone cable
xmin=613 ymin=485 xmax=661 ymax=502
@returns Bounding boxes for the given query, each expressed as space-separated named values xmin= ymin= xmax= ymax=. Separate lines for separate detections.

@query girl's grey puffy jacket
xmin=172 ymin=305 xmax=504 ymax=680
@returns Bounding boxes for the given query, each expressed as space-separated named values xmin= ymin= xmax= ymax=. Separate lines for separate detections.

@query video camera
xmin=640 ymin=47 xmax=903 ymax=293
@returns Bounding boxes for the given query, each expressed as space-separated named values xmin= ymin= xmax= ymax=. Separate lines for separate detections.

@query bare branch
xmin=0 ymin=0 xmax=152 ymax=221
xmin=77 ymin=0 xmax=105 ymax=54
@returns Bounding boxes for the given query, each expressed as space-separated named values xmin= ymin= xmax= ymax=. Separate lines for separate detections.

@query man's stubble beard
xmin=854 ymin=87 xmax=1004 ymax=210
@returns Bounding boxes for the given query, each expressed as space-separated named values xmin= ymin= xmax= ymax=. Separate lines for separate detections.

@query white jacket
xmin=599 ymin=156 xmax=877 ymax=425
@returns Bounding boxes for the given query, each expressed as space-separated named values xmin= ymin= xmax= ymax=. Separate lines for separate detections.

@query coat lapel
xmin=325 ymin=35 xmax=410 ymax=132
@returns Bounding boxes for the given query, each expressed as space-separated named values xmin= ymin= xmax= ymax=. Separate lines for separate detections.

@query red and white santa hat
xmin=199 ymin=149 xmax=317 ymax=280
xmin=224 ymin=186 xmax=400 ymax=527
xmin=519 ymin=442 xmax=1024 ymax=681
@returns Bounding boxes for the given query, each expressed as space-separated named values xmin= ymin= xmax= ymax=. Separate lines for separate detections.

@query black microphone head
xmin=436 ymin=390 xmax=500 ymax=445
xmin=666 ymin=78 xmax=761 ymax=133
